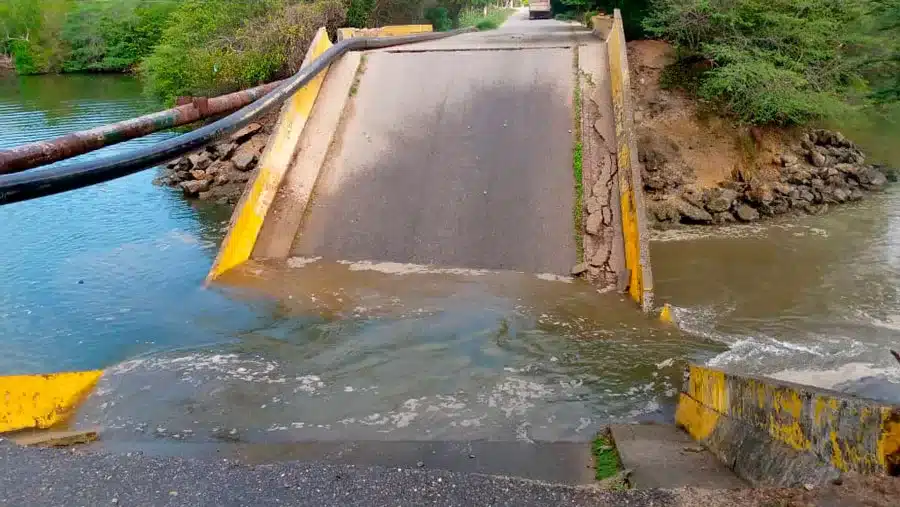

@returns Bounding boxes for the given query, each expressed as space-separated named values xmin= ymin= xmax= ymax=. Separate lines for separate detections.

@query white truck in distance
xmin=528 ymin=0 xmax=551 ymax=19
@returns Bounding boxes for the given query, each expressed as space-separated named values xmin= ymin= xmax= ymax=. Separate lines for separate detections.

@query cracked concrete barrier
xmin=676 ymin=364 xmax=900 ymax=486
xmin=0 ymin=370 xmax=102 ymax=433
xmin=594 ymin=11 xmax=654 ymax=311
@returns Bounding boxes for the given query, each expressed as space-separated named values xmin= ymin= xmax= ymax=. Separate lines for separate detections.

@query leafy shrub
xmin=141 ymin=0 xmax=345 ymax=104
xmin=644 ymin=0 xmax=879 ymax=125
xmin=61 ymin=0 xmax=179 ymax=72
xmin=458 ymin=6 xmax=513 ymax=30
xmin=346 ymin=0 xmax=377 ymax=27
xmin=425 ymin=6 xmax=453 ymax=31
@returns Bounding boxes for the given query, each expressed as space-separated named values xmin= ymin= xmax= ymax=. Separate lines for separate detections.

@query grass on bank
xmin=458 ymin=7 xmax=514 ymax=31
xmin=592 ymin=431 xmax=623 ymax=482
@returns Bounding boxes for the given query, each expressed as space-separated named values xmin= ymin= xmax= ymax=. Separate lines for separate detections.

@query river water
xmin=0 ymin=74 xmax=897 ymax=448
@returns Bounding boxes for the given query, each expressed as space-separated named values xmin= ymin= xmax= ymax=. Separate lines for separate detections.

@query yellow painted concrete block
xmin=0 ymin=370 xmax=102 ymax=433
xmin=675 ymin=393 xmax=719 ymax=441
xmin=378 ymin=25 xmax=433 ymax=36
xmin=208 ymin=27 xmax=334 ymax=281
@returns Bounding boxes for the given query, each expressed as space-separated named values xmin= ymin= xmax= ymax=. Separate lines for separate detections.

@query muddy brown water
xmin=1 ymin=74 xmax=897 ymax=451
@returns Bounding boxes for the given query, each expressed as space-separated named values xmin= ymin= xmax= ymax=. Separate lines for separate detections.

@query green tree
xmin=644 ymin=0 xmax=883 ymax=125
xmin=1 ymin=0 xmax=71 ymax=74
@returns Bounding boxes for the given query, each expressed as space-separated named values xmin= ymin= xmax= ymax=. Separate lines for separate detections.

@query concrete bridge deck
xmin=219 ymin=10 xmax=634 ymax=288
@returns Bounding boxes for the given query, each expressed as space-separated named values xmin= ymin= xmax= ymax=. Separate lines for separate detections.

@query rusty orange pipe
xmin=0 ymin=81 xmax=283 ymax=174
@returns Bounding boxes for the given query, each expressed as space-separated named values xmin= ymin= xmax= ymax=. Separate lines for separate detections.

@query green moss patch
xmin=592 ymin=431 xmax=622 ymax=481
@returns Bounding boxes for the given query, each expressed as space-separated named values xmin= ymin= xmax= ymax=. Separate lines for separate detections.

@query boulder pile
xmin=644 ymin=129 xmax=895 ymax=226
xmin=153 ymin=122 xmax=269 ymax=205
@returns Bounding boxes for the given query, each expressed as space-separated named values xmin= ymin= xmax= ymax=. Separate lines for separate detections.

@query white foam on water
xmin=768 ymin=363 xmax=900 ymax=391
xmin=707 ymin=336 xmax=823 ymax=368
xmin=478 ymin=377 xmax=555 ymax=418
xmin=337 ymin=260 xmax=491 ymax=276
xmin=650 ymin=222 xmax=830 ymax=242
xmin=286 ymin=256 xmax=322 ymax=268
xmin=535 ymin=273 xmax=573 ymax=283
xmin=669 ymin=304 xmax=824 ymax=368
xmin=103 ymin=353 xmax=325 ymax=392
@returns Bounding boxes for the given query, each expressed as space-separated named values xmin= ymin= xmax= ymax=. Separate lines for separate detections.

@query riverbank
xmin=153 ymin=111 xmax=278 ymax=204
xmin=629 ymin=40 xmax=897 ymax=229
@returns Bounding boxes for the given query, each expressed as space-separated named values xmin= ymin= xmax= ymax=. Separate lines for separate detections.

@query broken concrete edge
xmin=8 ymin=428 xmax=100 ymax=447
xmin=596 ymin=10 xmax=654 ymax=312
xmin=675 ymin=364 xmax=900 ymax=486
xmin=0 ymin=370 xmax=102 ymax=434
xmin=207 ymin=27 xmax=334 ymax=281
xmin=337 ymin=24 xmax=433 ymax=41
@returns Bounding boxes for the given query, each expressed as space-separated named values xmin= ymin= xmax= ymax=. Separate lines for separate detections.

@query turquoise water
xmin=0 ymin=74 xmax=269 ymax=374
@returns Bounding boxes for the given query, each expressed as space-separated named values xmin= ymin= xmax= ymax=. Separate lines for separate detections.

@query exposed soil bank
xmin=628 ymin=40 xmax=897 ymax=229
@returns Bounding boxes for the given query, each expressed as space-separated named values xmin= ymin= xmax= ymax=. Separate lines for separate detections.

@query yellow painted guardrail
xmin=676 ymin=365 xmax=900 ymax=483
xmin=207 ymin=28 xmax=334 ymax=281
xmin=597 ymin=10 xmax=654 ymax=312
xmin=337 ymin=24 xmax=433 ymax=41
xmin=1 ymin=370 xmax=102 ymax=433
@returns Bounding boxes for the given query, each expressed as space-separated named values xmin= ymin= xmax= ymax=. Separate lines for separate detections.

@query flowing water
xmin=0 ymin=74 xmax=897 ymax=450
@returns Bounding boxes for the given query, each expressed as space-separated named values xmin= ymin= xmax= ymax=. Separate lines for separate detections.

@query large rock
xmin=190 ymin=169 xmax=208 ymax=181
xmin=786 ymin=169 xmax=811 ymax=185
xmin=187 ymin=151 xmax=211 ymax=171
xmin=215 ymin=142 xmax=238 ymax=160
xmin=180 ymin=179 xmax=211 ymax=196
xmin=648 ymin=199 xmax=681 ymax=223
xmin=704 ymin=188 xmax=737 ymax=213
xmin=771 ymin=198 xmax=790 ymax=215
xmin=230 ymin=123 xmax=262 ymax=144
xmin=855 ymin=167 xmax=888 ymax=189
xmin=171 ymin=170 xmax=191 ymax=183
xmin=734 ymin=203 xmax=760 ymax=222
xmin=681 ymin=187 xmax=706 ymax=208
xmin=780 ymin=153 xmax=798 ymax=167
xmin=712 ymin=211 xmax=736 ymax=224
xmin=671 ymin=197 xmax=713 ymax=223
xmin=772 ymin=181 xmax=793 ymax=195
xmin=808 ymin=150 xmax=827 ymax=168
xmin=747 ymin=180 xmax=775 ymax=205
xmin=232 ymin=148 xmax=259 ymax=172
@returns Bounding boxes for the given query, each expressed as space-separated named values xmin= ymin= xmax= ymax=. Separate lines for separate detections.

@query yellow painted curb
xmin=597 ymin=10 xmax=654 ymax=312
xmin=1 ymin=370 xmax=102 ymax=433
xmin=338 ymin=25 xmax=433 ymax=40
xmin=207 ymin=27 xmax=334 ymax=281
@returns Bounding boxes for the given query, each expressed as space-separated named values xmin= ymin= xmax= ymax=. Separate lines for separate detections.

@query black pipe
xmin=0 ymin=29 xmax=472 ymax=206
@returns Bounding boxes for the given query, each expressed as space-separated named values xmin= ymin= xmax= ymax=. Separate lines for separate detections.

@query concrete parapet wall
xmin=1 ymin=370 xmax=102 ymax=433
xmin=337 ymin=25 xmax=432 ymax=41
xmin=208 ymin=28 xmax=333 ymax=280
xmin=594 ymin=10 xmax=653 ymax=311
xmin=676 ymin=365 xmax=900 ymax=485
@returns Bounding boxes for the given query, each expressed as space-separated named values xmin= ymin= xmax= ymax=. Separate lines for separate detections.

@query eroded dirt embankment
xmin=628 ymin=41 xmax=896 ymax=228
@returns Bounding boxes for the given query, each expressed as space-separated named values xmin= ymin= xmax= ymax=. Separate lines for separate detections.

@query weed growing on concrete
xmin=572 ymin=50 xmax=585 ymax=262
xmin=592 ymin=431 xmax=622 ymax=481
xmin=349 ymin=54 xmax=368 ymax=97
xmin=458 ymin=7 xmax=514 ymax=31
